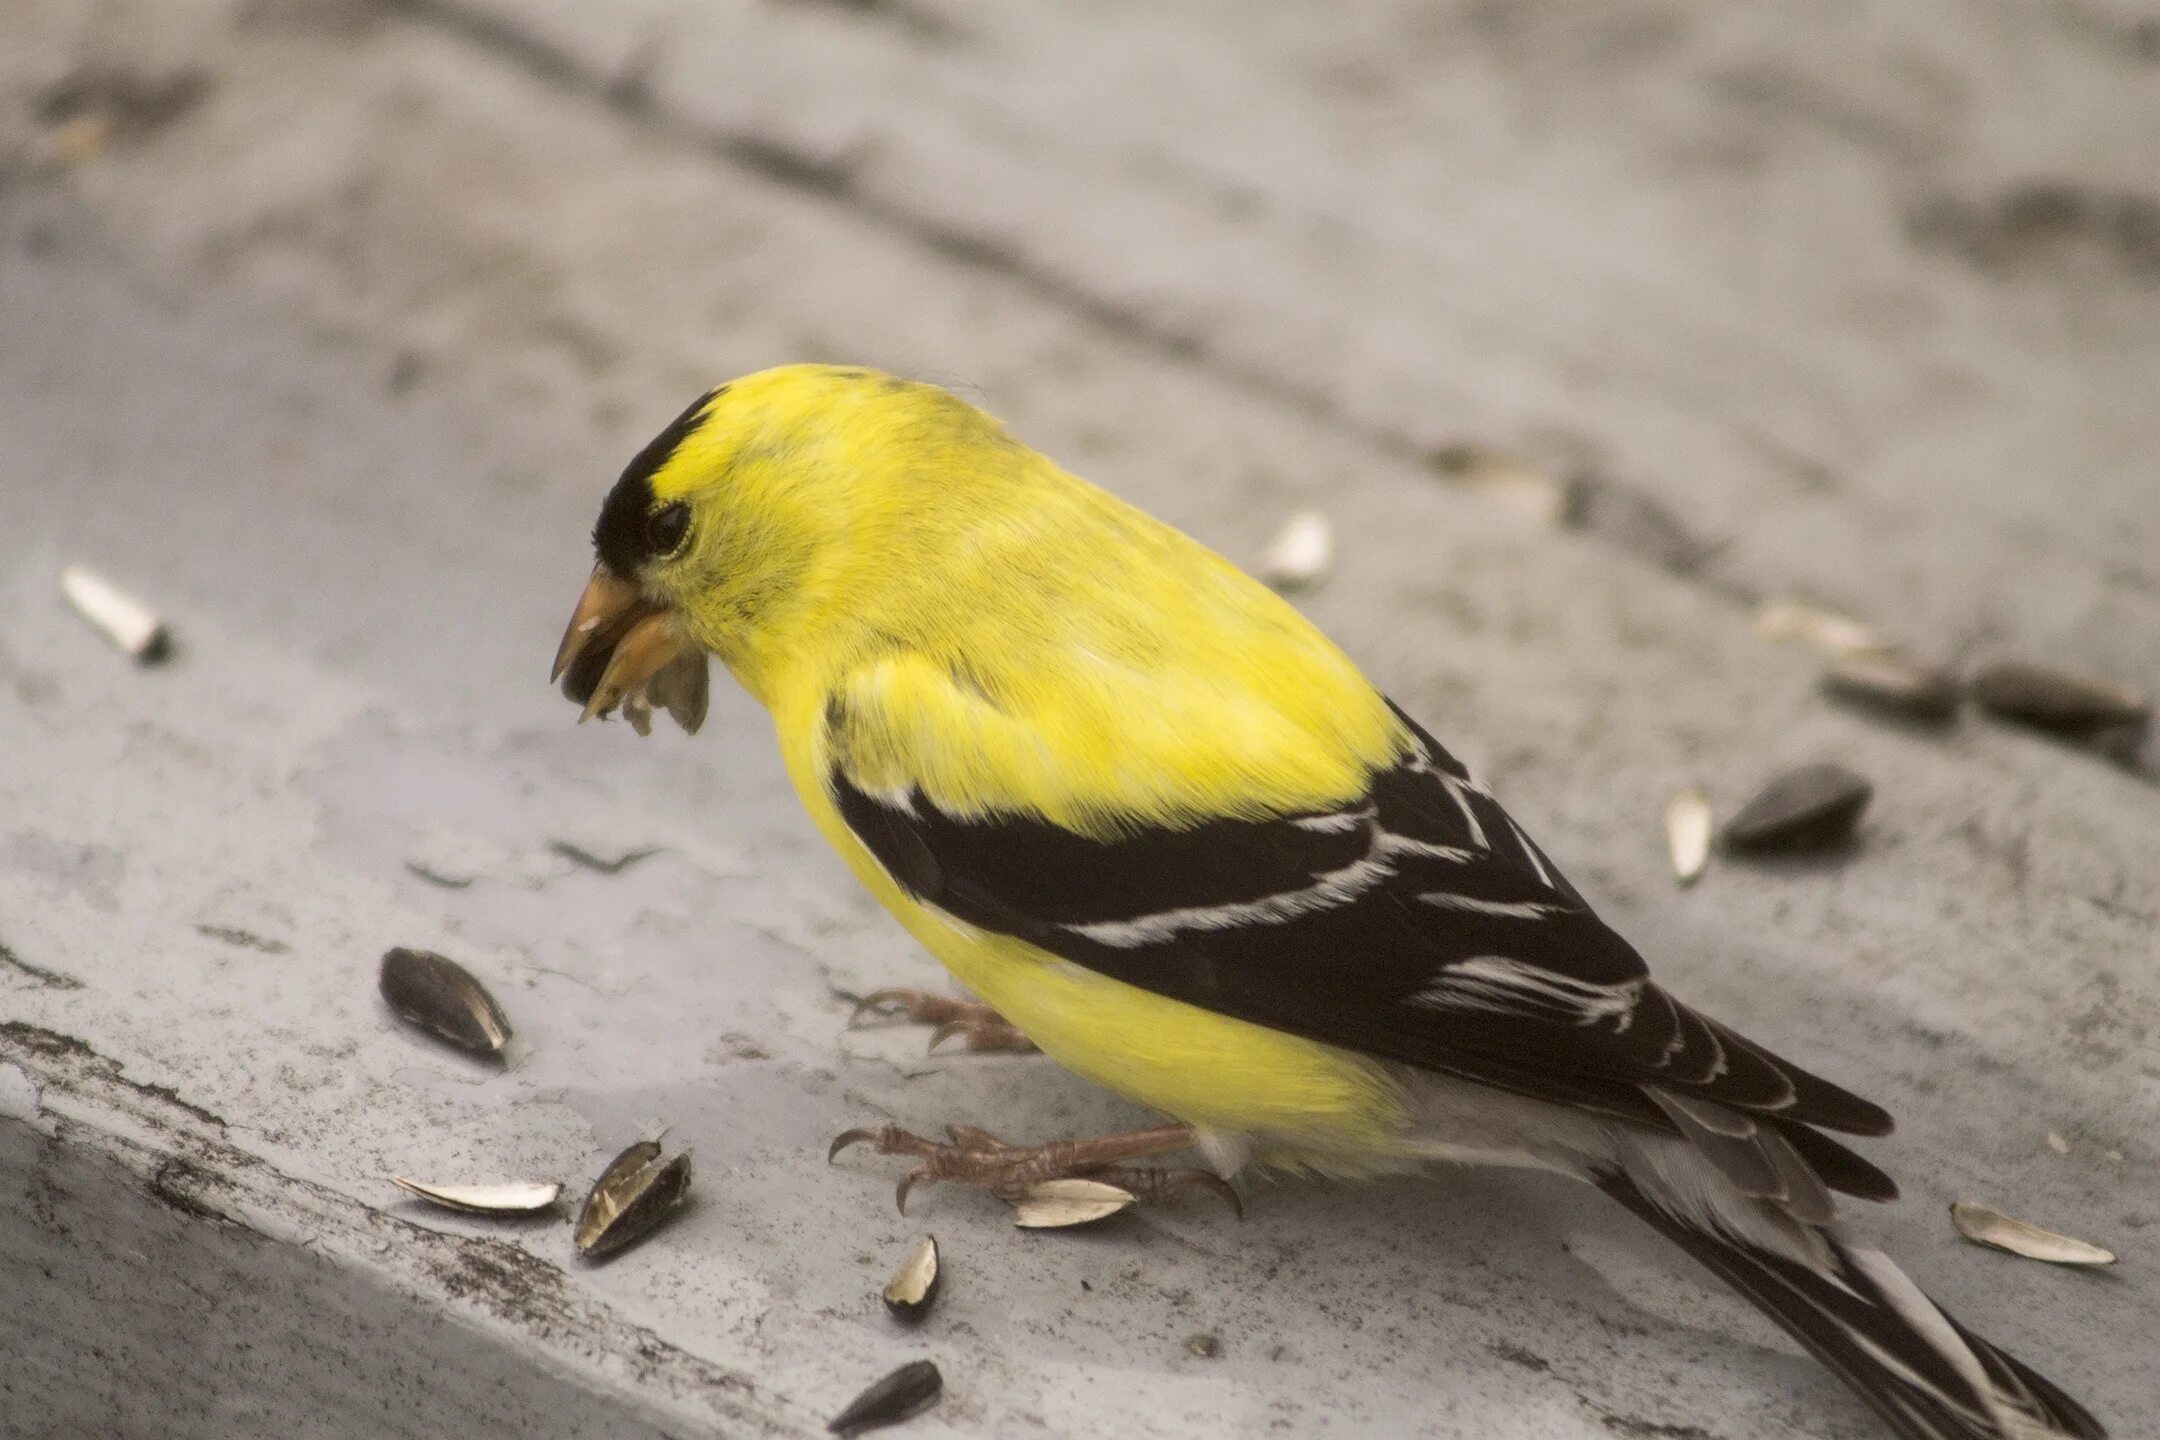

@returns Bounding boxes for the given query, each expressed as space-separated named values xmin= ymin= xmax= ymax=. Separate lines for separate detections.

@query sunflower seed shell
xmin=378 ymin=948 xmax=511 ymax=1058
xmin=574 ymin=1141 xmax=692 ymax=1258
xmin=828 ymin=1359 xmax=943 ymax=1436
xmin=881 ymin=1235 xmax=941 ymax=1321
xmin=1258 ymin=510 xmax=1334 ymax=591
xmin=1820 ymin=655 xmax=1961 ymax=724
xmin=1722 ymin=766 xmax=1871 ymax=853
xmin=1756 ymin=601 xmax=1891 ymax=659
xmin=60 ymin=563 xmax=171 ymax=662
xmin=1011 ymin=1178 xmax=1136 ymax=1229
xmin=1950 ymin=1202 xmax=2115 ymax=1266
xmin=1561 ymin=476 xmax=1712 ymax=574
xmin=1969 ymin=660 xmax=2150 ymax=734
xmin=391 ymin=1177 xmax=562 ymax=1216
xmin=1663 ymin=788 xmax=1712 ymax=885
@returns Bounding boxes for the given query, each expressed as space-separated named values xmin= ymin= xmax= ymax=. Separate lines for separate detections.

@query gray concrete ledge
xmin=2 ymin=2 xmax=2153 ymax=1438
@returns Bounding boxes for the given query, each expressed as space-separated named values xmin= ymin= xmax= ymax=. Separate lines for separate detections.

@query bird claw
xmin=843 ymin=989 xmax=912 ymax=1028
xmin=828 ymin=1126 xmax=888 ymax=1163
xmin=1087 ymin=1165 xmax=1245 ymax=1219
xmin=825 ymin=1121 xmax=1234 ymax=1219
xmin=843 ymin=988 xmax=1037 ymax=1053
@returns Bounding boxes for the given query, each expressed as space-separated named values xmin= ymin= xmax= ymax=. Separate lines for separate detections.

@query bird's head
xmin=551 ymin=364 xmax=989 ymax=730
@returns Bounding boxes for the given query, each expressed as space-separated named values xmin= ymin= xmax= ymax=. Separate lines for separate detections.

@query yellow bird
xmin=552 ymin=365 xmax=2100 ymax=1440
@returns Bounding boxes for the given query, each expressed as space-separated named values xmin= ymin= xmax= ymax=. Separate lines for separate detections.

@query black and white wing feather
xmin=830 ymin=697 xmax=1893 ymax=1199
xmin=826 ymin=689 xmax=2110 ymax=1439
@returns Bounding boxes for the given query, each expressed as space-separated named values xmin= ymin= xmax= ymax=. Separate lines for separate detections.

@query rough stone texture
xmin=1 ymin=2 xmax=2153 ymax=1438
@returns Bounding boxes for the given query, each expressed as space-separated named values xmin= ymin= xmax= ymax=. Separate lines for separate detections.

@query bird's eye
xmin=646 ymin=502 xmax=691 ymax=557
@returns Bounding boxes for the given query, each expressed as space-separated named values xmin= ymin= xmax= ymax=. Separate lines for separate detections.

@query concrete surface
xmin=1 ymin=2 xmax=2154 ymax=1437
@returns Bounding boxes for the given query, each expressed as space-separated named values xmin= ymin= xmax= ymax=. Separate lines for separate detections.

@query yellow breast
xmin=773 ymin=690 xmax=1414 ymax=1170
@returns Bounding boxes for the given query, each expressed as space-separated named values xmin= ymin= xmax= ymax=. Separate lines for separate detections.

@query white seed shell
xmin=1258 ymin=511 xmax=1334 ymax=590
xmin=881 ymin=1235 xmax=941 ymax=1318
xmin=391 ymin=1177 xmax=562 ymax=1215
xmin=60 ymin=563 xmax=169 ymax=660
xmin=1011 ymin=1178 xmax=1136 ymax=1229
xmin=1950 ymin=1202 xmax=2115 ymax=1266
xmin=1433 ymin=445 xmax=1568 ymax=525
xmin=1756 ymin=600 xmax=1890 ymax=660
xmin=1664 ymin=789 xmax=1712 ymax=886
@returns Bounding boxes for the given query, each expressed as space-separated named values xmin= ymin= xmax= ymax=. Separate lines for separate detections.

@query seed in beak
xmin=579 ymin=611 xmax=689 ymax=723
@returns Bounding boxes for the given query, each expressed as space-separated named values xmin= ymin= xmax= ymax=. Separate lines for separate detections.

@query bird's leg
xmin=846 ymin=988 xmax=1038 ymax=1054
xmin=828 ymin=1121 xmax=1240 ymax=1217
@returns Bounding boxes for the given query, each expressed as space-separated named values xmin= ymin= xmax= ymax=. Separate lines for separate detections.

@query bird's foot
xmin=827 ymin=1121 xmax=1240 ymax=1217
xmin=845 ymin=988 xmax=1038 ymax=1054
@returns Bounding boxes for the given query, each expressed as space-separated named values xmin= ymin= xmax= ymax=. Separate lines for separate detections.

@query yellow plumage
xmin=554 ymin=363 xmax=2109 ymax=1439
xmin=638 ymin=365 xmax=1415 ymax=1161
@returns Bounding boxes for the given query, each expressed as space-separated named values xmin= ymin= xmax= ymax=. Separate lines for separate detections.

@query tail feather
xmin=1597 ymin=1172 xmax=2104 ymax=1440
xmin=1777 ymin=1119 xmax=1900 ymax=1204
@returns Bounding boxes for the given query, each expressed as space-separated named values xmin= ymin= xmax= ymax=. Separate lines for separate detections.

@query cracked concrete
xmin=2 ymin=1 xmax=2155 ymax=1437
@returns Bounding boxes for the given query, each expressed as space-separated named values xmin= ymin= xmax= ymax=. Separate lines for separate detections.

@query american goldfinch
xmin=552 ymin=366 xmax=2101 ymax=1440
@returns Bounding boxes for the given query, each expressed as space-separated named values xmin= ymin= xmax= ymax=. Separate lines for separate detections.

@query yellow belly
xmin=773 ymin=689 xmax=1415 ymax=1168
xmin=899 ymin=905 xmax=1414 ymax=1163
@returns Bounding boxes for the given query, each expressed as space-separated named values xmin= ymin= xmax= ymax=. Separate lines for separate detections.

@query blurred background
xmin=2 ymin=3 xmax=2155 ymax=1438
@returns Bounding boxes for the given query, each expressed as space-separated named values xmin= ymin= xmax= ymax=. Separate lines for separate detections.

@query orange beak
xmin=551 ymin=563 xmax=709 ymax=735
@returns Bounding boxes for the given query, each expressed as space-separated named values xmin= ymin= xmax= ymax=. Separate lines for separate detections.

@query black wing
xmin=832 ymin=698 xmax=1893 ymax=1196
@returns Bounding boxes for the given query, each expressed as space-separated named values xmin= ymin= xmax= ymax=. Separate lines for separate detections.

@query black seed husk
xmin=828 ymin=1360 xmax=943 ymax=1436
xmin=1969 ymin=660 xmax=2150 ymax=736
xmin=378 ymin=947 xmax=511 ymax=1058
xmin=1722 ymin=765 xmax=1872 ymax=852
xmin=1820 ymin=655 xmax=1961 ymax=724
xmin=574 ymin=1141 xmax=691 ymax=1258
xmin=1559 ymin=474 xmax=1713 ymax=575
xmin=2089 ymin=717 xmax=2153 ymax=771
xmin=881 ymin=1236 xmax=941 ymax=1322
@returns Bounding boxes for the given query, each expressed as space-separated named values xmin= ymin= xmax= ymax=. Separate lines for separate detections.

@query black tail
xmin=1598 ymin=1174 xmax=2104 ymax=1440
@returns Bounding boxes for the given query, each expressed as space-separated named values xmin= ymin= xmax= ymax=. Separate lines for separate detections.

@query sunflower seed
xmin=828 ymin=1359 xmax=943 ymax=1436
xmin=378 ymin=948 xmax=511 ymax=1059
xmin=1258 ymin=510 xmax=1334 ymax=591
xmin=574 ymin=1140 xmax=692 ymax=1258
xmin=2088 ymin=718 xmax=2153 ymax=771
xmin=1427 ymin=442 xmax=1567 ymax=525
xmin=1756 ymin=600 xmax=1891 ymax=660
xmin=1721 ymin=765 xmax=1871 ymax=853
xmin=1950 ymin=1202 xmax=2115 ymax=1266
xmin=1969 ymin=660 xmax=2150 ymax=736
xmin=1663 ymin=789 xmax=1712 ymax=886
xmin=60 ymin=564 xmax=171 ymax=663
xmin=881 ymin=1235 xmax=941 ymax=1322
xmin=639 ymin=647 xmax=711 ymax=735
xmin=1820 ymin=655 xmax=1961 ymax=724
xmin=1010 ymin=1178 xmax=1136 ymax=1229
xmin=390 ymin=1177 xmax=561 ymax=1216
xmin=1561 ymin=475 xmax=1713 ymax=574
